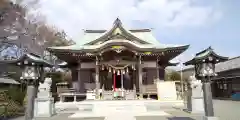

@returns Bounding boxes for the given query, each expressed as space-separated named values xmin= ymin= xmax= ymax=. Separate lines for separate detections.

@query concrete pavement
xmin=10 ymin=100 xmax=240 ymax=120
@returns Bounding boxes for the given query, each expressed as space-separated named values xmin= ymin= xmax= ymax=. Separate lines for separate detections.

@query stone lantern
xmin=1 ymin=53 xmax=53 ymax=120
xmin=184 ymin=47 xmax=228 ymax=120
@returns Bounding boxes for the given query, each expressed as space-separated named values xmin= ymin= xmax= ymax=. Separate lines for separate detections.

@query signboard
xmin=144 ymin=51 xmax=152 ymax=54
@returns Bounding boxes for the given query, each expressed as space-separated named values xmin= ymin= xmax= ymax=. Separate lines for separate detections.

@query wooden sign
xmin=112 ymin=46 xmax=122 ymax=49
xmin=144 ymin=51 xmax=152 ymax=54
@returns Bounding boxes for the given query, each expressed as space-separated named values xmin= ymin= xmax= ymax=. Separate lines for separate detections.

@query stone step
xmin=93 ymin=103 xmax=147 ymax=114
xmin=105 ymin=113 xmax=136 ymax=120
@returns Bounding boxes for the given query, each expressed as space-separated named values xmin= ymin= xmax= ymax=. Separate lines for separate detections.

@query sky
xmin=21 ymin=0 xmax=240 ymax=68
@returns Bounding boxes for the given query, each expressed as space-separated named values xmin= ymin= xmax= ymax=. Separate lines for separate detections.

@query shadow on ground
xmin=167 ymin=117 xmax=195 ymax=120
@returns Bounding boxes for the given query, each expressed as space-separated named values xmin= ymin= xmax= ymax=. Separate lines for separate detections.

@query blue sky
xmin=24 ymin=0 xmax=240 ymax=64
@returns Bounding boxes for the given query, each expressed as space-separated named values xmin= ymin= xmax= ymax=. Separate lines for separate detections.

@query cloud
xmin=24 ymin=0 xmax=221 ymax=39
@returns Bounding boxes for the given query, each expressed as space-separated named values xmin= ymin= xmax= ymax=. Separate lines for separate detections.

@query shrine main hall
xmin=48 ymin=18 xmax=189 ymax=101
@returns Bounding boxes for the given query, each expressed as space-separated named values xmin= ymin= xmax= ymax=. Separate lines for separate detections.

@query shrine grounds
xmin=10 ymin=99 xmax=240 ymax=120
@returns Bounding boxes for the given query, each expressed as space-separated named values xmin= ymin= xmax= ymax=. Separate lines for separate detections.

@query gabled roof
xmin=0 ymin=53 xmax=53 ymax=67
xmin=184 ymin=47 xmax=228 ymax=65
xmin=79 ymin=28 xmax=162 ymax=46
xmin=85 ymin=18 xmax=150 ymax=45
xmin=48 ymin=19 xmax=189 ymax=52
xmin=181 ymin=56 xmax=240 ymax=73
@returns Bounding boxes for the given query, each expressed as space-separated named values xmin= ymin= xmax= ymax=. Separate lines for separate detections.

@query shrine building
xmin=47 ymin=18 xmax=189 ymax=101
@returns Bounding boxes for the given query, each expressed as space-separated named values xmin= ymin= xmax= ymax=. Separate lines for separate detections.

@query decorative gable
xmin=113 ymin=27 xmax=122 ymax=35
xmin=85 ymin=18 xmax=150 ymax=45
xmin=108 ymin=33 xmax=128 ymax=40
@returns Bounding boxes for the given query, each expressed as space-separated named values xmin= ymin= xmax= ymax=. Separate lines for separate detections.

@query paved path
xmin=68 ymin=101 xmax=171 ymax=119
xmin=213 ymin=100 xmax=240 ymax=120
xmin=11 ymin=110 xmax=202 ymax=120
xmin=10 ymin=100 xmax=240 ymax=120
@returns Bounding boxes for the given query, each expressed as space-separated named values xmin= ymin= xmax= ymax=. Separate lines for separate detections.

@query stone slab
xmin=68 ymin=101 xmax=171 ymax=119
xmin=156 ymin=81 xmax=177 ymax=100
xmin=202 ymin=116 xmax=219 ymax=120
xmin=104 ymin=113 xmax=136 ymax=120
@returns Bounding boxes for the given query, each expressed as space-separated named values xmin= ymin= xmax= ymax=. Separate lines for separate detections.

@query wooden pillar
xmin=113 ymin=71 xmax=116 ymax=91
xmin=156 ymin=57 xmax=160 ymax=80
xmin=121 ymin=70 xmax=124 ymax=89
xmin=121 ymin=70 xmax=124 ymax=96
xmin=138 ymin=56 xmax=143 ymax=98
xmin=95 ymin=56 xmax=100 ymax=99
xmin=77 ymin=61 xmax=81 ymax=93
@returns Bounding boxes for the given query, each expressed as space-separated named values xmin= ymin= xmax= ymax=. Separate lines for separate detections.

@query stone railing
xmin=86 ymin=90 xmax=96 ymax=100
xmin=125 ymin=90 xmax=136 ymax=100
xmin=59 ymin=92 xmax=86 ymax=102
xmin=102 ymin=90 xmax=113 ymax=100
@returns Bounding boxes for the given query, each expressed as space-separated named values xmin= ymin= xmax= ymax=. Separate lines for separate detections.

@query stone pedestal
xmin=34 ymin=78 xmax=56 ymax=118
xmin=202 ymin=116 xmax=219 ymax=120
xmin=34 ymin=97 xmax=55 ymax=117
xmin=191 ymin=97 xmax=204 ymax=113
xmin=187 ymin=76 xmax=204 ymax=114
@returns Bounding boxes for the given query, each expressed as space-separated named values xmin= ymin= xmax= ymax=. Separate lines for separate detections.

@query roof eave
xmin=184 ymin=52 xmax=229 ymax=66
xmin=0 ymin=54 xmax=53 ymax=67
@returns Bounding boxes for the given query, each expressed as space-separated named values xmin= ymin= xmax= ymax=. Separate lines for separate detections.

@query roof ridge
xmin=84 ymin=29 xmax=152 ymax=33
xmin=226 ymin=56 xmax=240 ymax=61
xmin=84 ymin=30 xmax=106 ymax=33
xmin=129 ymin=29 xmax=151 ymax=32
xmin=196 ymin=46 xmax=212 ymax=56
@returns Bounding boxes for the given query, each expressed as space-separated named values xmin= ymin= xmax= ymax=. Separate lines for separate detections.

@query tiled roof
xmin=215 ymin=56 xmax=240 ymax=72
xmin=181 ymin=56 xmax=240 ymax=73
xmin=0 ymin=53 xmax=53 ymax=67
xmin=184 ymin=47 xmax=228 ymax=65
xmin=49 ymin=19 xmax=188 ymax=50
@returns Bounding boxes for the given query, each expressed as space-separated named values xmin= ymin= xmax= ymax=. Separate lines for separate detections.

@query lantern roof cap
xmin=0 ymin=53 xmax=53 ymax=67
xmin=184 ymin=46 xmax=228 ymax=65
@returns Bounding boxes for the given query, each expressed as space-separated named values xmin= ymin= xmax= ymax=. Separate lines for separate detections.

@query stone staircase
xmin=93 ymin=101 xmax=147 ymax=114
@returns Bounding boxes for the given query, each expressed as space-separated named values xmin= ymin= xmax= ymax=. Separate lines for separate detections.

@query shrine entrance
xmin=115 ymin=74 xmax=122 ymax=88
xmin=100 ymin=66 xmax=135 ymax=91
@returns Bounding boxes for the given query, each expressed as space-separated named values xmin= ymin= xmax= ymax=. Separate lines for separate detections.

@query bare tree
xmin=0 ymin=0 xmax=71 ymax=60
xmin=0 ymin=0 xmax=72 ymax=78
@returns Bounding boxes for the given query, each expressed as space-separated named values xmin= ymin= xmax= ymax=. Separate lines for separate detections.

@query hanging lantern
xmin=102 ymin=65 xmax=105 ymax=70
xmin=126 ymin=67 xmax=129 ymax=73
xmin=122 ymin=70 xmax=125 ymax=74
xmin=117 ymin=70 xmax=120 ymax=75
xmin=108 ymin=67 xmax=111 ymax=72
xmin=132 ymin=64 xmax=136 ymax=70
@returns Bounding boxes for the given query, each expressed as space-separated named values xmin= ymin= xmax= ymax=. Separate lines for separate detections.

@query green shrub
xmin=0 ymin=91 xmax=24 ymax=118
xmin=5 ymin=87 xmax=26 ymax=106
